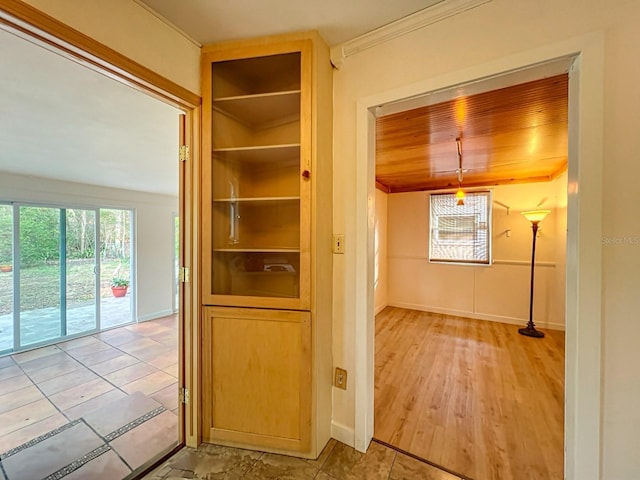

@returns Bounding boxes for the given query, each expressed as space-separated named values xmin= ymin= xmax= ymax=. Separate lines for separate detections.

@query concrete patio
xmin=0 ymin=294 xmax=132 ymax=353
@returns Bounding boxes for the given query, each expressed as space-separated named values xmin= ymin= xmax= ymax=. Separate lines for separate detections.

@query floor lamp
xmin=519 ymin=209 xmax=551 ymax=338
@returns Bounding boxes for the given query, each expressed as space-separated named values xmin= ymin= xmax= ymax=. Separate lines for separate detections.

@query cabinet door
xmin=202 ymin=306 xmax=311 ymax=452
xmin=202 ymin=42 xmax=312 ymax=310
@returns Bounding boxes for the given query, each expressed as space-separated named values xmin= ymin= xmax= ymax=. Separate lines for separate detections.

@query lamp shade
xmin=521 ymin=209 xmax=551 ymax=224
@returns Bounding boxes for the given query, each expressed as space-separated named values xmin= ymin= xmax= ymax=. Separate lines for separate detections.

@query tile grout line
xmin=64 ymin=341 xmax=145 ymax=396
xmin=15 ymin=344 xmax=131 ymax=427
xmin=62 ymin=333 xmax=177 ymax=399
xmin=0 ymin=419 xmax=81 ymax=460
xmin=386 ymin=450 xmax=398 ymax=480
xmin=1 ymin=418 xmax=112 ymax=480
xmin=1 ymin=312 xmax=174 ymax=363
xmin=77 ymin=400 xmax=174 ymax=475
xmin=93 ymin=326 xmax=173 ymax=362
xmin=2 ymin=355 xmax=167 ymax=464
xmin=103 ymin=405 xmax=167 ymax=442
xmin=92 ymin=333 xmax=177 ymax=383
xmin=314 ymin=439 xmax=338 ymax=478
xmin=241 ymin=451 xmax=265 ymax=476
xmin=13 ymin=319 xmax=178 ymax=399
xmin=2 ymin=350 xmax=72 ymax=437
xmin=0 ymin=360 xmax=21 ymax=383
xmin=42 ymin=443 xmax=111 ymax=480
xmin=0 ymin=458 xmax=8 ymax=480
xmin=78 ymin=417 xmax=134 ymax=474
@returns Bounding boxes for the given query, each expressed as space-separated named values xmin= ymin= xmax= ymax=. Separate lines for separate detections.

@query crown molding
xmin=132 ymin=0 xmax=202 ymax=47
xmin=330 ymin=0 xmax=492 ymax=69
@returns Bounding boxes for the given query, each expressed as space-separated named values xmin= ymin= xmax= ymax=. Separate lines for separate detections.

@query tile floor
xmin=0 ymin=315 xmax=179 ymax=480
xmin=144 ymin=438 xmax=467 ymax=480
xmin=1 ymin=314 xmax=466 ymax=480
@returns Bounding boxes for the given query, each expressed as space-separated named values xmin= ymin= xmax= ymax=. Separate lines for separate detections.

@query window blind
xmin=429 ymin=191 xmax=491 ymax=264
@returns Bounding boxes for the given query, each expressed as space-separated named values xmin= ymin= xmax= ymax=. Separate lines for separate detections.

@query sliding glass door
xmin=100 ymin=208 xmax=133 ymax=329
xmin=17 ymin=206 xmax=99 ymax=347
xmin=18 ymin=206 xmax=63 ymax=347
xmin=65 ymin=208 xmax=98 ymax=336
xmin=0 ymin=203 xmax=134 ymax=354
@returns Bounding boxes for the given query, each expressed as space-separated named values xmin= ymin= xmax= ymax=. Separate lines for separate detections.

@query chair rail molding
xmin=330 ymin=0 xmax=492 ymax=68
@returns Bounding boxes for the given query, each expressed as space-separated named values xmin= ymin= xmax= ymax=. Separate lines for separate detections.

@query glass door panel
xmin=0 ymin=204 xmax=13 ymax=353
xmin=100 ymin=208 xmax=133 ymax=328
xmin=19 ymin=206 xmax=61 ymax=347
xmin=66 ymin=209 xmax=98 ymax=336
xmin=210 ymin=52 xmax=302 ymax=300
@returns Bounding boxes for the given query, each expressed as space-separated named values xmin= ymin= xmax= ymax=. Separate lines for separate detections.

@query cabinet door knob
xmin=302 ymin=170 xmax=311 ymax=179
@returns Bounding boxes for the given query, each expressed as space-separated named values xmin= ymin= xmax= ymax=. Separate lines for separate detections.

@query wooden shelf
xmin=213 ymin=196 xmax=300 ymax=203
xmin=213 ymin=90 xmax=300 ymax=128
xmin=213 ymin=143 xmax=300 ymax=163
xmin=214 ymin=248 xmax=300 ymax=253
xmin=211 ymin=52 xmax=301 ymax=99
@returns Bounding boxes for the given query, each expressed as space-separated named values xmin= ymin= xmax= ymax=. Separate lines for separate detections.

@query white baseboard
xmin=331 ymin=421 xmax=355 ymax=447
xmin=137 ymin=309 xmax=174 ymax=323
xmin=388 ymin=301 xmax=565 ymax=331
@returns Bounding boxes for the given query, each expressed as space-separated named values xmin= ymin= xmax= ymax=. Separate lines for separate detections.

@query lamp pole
xmin=519 ymin=210 xmax=550 ymax=338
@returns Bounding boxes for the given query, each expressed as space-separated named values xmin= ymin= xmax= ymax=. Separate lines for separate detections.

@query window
xmin=429 ymin=191 xmax=492 ymax=264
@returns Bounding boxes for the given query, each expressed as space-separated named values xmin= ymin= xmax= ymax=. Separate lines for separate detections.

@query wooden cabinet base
xmin=202 ymin=306 xmax=311 ymax=453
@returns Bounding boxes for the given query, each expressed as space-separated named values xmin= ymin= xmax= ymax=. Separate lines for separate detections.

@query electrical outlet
xmin=334 ymin=367 xmax=347 ymax=389
xmin=333 ymin=234 xmax=345 ymax=254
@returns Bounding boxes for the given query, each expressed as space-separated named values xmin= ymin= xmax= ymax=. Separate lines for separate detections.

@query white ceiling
xmin=0 ymin=29 xmax=180 ymax=197
xmin=138 ymin=0 xmax=443 ymax=46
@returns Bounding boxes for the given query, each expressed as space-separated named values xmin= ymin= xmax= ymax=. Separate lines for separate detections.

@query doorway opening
xmin=371 ymin=62 xmax=570 ymax=479
xmin=0 ymin=5 xmax=197 ymax=477
xmin=352 ymin=34 xmax=606 ymax=480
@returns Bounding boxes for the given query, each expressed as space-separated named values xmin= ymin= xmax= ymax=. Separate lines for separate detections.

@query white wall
xmin=384 ymin=177 xmax=567 ymax=330
xmin=0 ymin=172 xmax=178 ymax=322
xmin=373 ymin=188 xmax=387 ymax=314
xmin=332 ymin=1 xmax=640 ymax=478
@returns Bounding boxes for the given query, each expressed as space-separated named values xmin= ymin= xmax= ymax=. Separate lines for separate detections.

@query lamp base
xmin=518 ymin=326 xmax=545 ymax=338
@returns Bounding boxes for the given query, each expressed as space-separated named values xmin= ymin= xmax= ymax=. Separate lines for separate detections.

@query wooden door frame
xmin=0 ymin=0 xmax=203 ymax=448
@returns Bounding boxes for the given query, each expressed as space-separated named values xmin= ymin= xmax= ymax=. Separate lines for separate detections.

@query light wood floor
xmin=374 ymin=307 xmax=565 ymax=480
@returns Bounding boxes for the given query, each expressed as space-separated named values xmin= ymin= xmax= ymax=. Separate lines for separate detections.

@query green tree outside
xmin=0 ymin=206 xmax=132 ymax=314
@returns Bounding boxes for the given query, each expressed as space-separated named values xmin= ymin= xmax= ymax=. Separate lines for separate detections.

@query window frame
xmin=428 ymin=190 xmax=493 ymax=266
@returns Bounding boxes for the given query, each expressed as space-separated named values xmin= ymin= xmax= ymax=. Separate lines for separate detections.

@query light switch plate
xmin=334 ymin=367 xmax=347 ymax=389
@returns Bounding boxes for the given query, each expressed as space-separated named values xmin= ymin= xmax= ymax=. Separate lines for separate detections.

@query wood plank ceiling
xmin=375 ymin=74 xmax=569 ymax=193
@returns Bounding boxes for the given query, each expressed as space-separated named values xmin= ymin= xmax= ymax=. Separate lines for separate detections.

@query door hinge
xmin=179 ymin=145 xmax=189 ymax=162
xmin=179 ymin=387 xmax=190 ymax=405
xmin=179 ymin=267 xmax=190 ymax=283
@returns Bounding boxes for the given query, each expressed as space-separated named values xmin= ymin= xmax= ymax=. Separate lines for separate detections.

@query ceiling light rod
xmin=456 ymin=137 xmax=463 ymax=184
xmin=455 ymin=137 xmax=465 ymax=206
